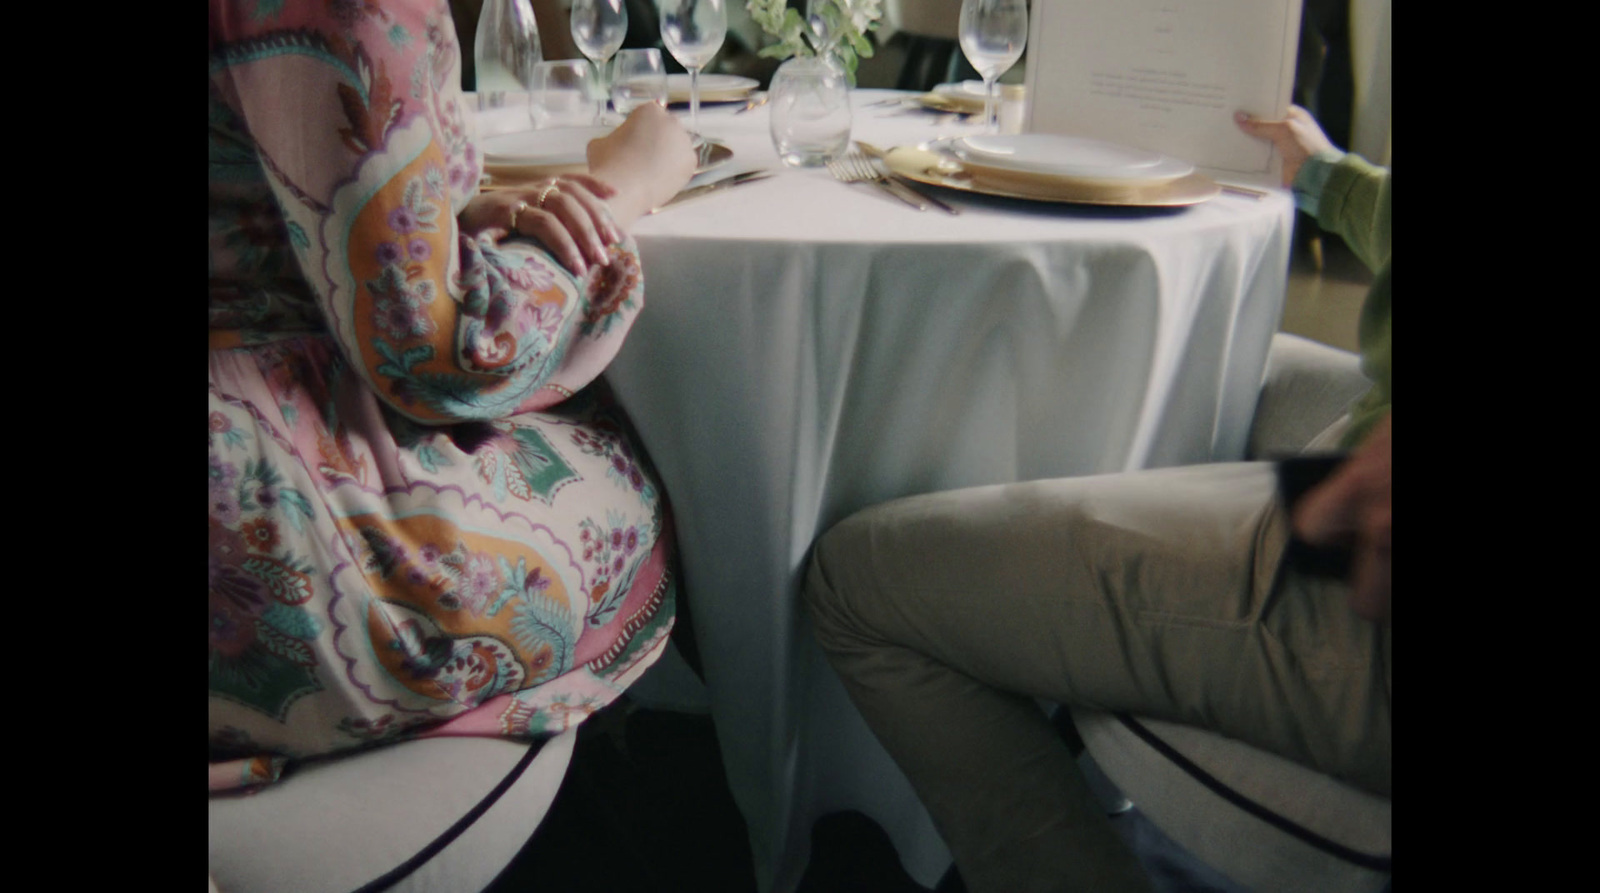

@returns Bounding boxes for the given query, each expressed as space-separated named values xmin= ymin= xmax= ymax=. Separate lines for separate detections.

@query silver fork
xmin=827 ymin=151 xmax=928 ymax=211
xmin=855 ymin=142 xmax=960 ymax=215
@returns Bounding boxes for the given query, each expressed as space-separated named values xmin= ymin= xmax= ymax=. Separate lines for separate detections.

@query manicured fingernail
xmin=1234 ymin=111 xmax=1249 ymax=124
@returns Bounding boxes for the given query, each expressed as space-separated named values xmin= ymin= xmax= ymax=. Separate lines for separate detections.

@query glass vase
xmin=768 ymin=55 xmax=853 ymax=168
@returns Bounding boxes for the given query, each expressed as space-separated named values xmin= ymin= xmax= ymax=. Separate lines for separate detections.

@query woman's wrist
xmin=586 ymin=169 xmax=656 ymax=230
xmin=581 ymin=105 xmax=698 ymax=228
xmin=589 ymin=157 xmax=696 ymax=228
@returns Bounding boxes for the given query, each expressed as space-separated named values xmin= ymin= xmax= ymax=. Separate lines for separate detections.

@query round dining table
xmin=478 ymin=88 xmax=1296 ymax=893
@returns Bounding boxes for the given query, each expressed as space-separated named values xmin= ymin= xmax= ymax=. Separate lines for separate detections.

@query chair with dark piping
xmin=208 ymin=728 xmax=577 ymax=893
xmin=1072 ymin=333 xmax=1390 ymax=893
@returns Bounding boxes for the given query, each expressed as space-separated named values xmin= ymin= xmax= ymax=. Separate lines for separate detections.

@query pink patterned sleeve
xmin=209 ymin=0 xmax=647 ymax=423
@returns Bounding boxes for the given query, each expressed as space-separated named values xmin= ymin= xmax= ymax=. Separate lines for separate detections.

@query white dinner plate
xmin=480 ymin=139 xmax=733 ymax=189
xmin=482 ymin=126 xmax=616 ymax=166
xmin=666 ymin=74 xmax=759 ymax=103
xmin=951 ymin=134 xmax=1194 ymax=182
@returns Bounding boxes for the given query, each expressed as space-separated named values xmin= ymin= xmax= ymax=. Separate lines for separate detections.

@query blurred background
xmin=451 ymin=0 xmax=1388 ymax=355
xmin=448 ymin=0 xmax=1388 ymax=169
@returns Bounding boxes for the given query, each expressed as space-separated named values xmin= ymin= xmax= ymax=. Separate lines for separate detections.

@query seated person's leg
xmin=804 ymin=462 xmax=1390 ymax=893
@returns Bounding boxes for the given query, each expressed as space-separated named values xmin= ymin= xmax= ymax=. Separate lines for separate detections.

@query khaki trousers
xmin=803 ymin=461 xmax=1391 ymax=893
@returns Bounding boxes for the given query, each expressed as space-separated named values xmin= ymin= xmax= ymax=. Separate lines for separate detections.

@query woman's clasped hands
xmin=458 ymin=104 xmax=698 ymax=277
xmin=459 ymin=174 xmax=621 ymax=277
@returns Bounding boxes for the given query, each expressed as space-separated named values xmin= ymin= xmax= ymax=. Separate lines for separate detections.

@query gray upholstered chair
xmin=208 ymin=728 xmax=577 ymax=893
xmin=1071 ymin=333 xmax=1390 ymax=893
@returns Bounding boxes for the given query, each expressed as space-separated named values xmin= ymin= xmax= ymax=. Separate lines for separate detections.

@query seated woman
xmin=208 ymin=0 xmax=696 ymax=791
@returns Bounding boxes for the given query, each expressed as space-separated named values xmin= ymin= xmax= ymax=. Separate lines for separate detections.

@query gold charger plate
xmin=667 ymin=89 xmax=757 ymax=104
xmin=666 ymin=74 xmax=760 ymax=105
xmin=883 ymin=142 xmax=1219 ymax=208
xmin=918 ymin=83 xmax=1025 ymax=115
xmin=482 ymin=140 xmax=733 ymax=189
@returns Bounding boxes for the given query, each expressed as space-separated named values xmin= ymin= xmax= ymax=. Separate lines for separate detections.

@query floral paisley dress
xmin=208 ymin=0 xmax=674 ymax=790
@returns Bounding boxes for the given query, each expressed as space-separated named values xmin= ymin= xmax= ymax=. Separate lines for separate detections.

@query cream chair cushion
xmin=209 ymin=729 xmax=576 ymax=893
xmin=1247 ymin=333 xmax=1371 ymax=460
xmin=1074 ymin=711 xmax=1390 ymax=893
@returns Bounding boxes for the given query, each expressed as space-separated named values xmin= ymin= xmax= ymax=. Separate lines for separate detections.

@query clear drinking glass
xmin=958 ymin=0 xmax=1028 ymax=134
xmin=659 ymin=0 xmax=727 ymax=144
xmin=611 ymin=48 xmax=668 ymax=114
xmin=528 ymin=60 xmax=603 ymax=128
xmin=570 ymin=0 xmax=628 ymax=109
xmin=769 ymin=55 xmax=851 ymax=167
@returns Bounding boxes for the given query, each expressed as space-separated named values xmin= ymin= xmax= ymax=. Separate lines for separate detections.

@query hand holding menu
xmin=1023 ymin=0 xmax=1302 ymax=187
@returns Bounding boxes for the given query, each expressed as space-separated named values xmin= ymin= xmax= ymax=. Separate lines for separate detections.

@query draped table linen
xmin=481 ymin=89 xmax=1295 ymax=892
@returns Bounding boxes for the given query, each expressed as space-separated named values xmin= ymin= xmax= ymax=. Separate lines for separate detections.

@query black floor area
xmin=483 ymin=697 xmax=760 ymax=893
xmin=483 ymin=695 xmax=959 ymax=893
xmin=480 ymin=696 xmax=1248 ymax=893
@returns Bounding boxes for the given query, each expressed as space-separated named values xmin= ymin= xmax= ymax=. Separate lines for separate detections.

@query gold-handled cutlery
xmin=735 ymin=93 xmax=769 ymax=114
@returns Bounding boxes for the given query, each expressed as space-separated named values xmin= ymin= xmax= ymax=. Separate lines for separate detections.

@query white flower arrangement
xmin=747 ymin=0 xmax=883 ymax=82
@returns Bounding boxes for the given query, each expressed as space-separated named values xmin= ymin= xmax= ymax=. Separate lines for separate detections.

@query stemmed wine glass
xmin=958 ymin=0 xmax=1028 ymax=134
xmin=659 ymin=0 xmax=727 ymax=149
xmin=570 ymin=0 xmax=628 ymax=118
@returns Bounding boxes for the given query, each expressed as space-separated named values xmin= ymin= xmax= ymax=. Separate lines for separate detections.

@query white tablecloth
xmin=483 ymin=90 xmax=1295 ymax=892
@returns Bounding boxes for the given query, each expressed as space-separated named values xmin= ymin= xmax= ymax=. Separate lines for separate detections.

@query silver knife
xmin=653 ymin=170 xmax=775 ymax=213
xmin=854 ymin=142 xmax=960 ymax=215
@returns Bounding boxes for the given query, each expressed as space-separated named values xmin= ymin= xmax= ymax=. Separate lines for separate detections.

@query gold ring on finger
xmin=509 ymin=200 xmax=530 ymax=232
xmin=536 ymin=182 xmax=562 ymax=208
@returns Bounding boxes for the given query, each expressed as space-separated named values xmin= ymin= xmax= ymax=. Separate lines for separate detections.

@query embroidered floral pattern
xmin=219 ymin=197 xmax=296 ymax=277
xmin=581 ymin=244 xmax=643 ymax=336
xmin=577 ymin=512 xmax=651 ymax=627
xmin=337 ymin=712 xmax=436 ymax=743
xmin=380 ymin=608 xmax=526 ymax=706
xmin=571 ymin=420 xmax=657 ymax=503
xmin=208 ymin=518 xmax=324 ymax=722
xmin=470 ymin=424 xmax=580 ymax=505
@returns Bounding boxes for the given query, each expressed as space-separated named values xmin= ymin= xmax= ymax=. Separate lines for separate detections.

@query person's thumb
xmin=1234 ymin=110 xmax=1285 ymax=137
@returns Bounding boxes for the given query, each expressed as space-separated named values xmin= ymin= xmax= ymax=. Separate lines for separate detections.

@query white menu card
xmin=1022 ymin=0 xmax=1303 ymax=187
